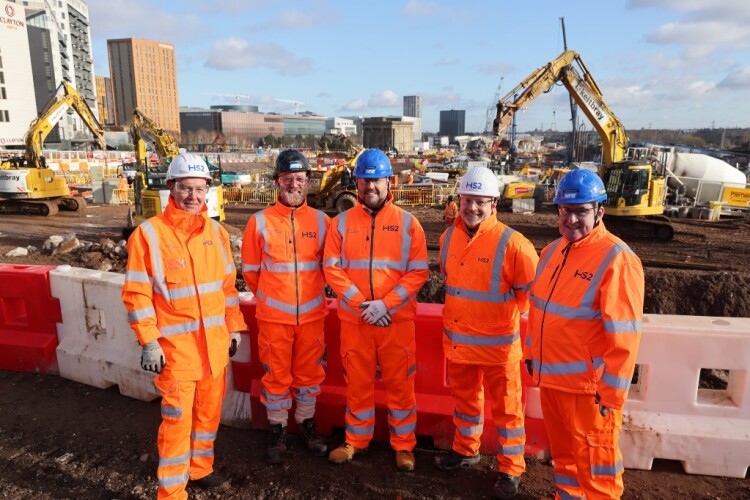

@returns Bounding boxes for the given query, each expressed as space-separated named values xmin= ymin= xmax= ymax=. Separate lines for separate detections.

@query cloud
xmin=403 ymin=0 xmax=438 ymax=16
xmin=476 ymin=63 xmax=513 ymax=76
xmin=188 ymin=0 xmax=273 ymax=15
xmin=368 ymin=90 xmax=401 ymax=108
xmin=718 ymin=67 xmax=750 ymax=89
xmin=87 ymin=0 xmax=203 ymax=43
xmin=422 ymin=88 xmax=462 ymax=107
xmin=205 ymin=38 xmax=312 ymax=75
xmin=317 ymin=91 xmax=331 ymax=98
xmin=247 ymin=7 xmax=338 ymax=30
xmin=340 ymin=99 xmax=368 ymax=112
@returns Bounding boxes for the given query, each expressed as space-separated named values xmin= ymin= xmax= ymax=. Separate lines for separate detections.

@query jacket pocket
xmin=164 ymin=270 xmax=196 ymax=311
xmin=586 ymin=430 xmax=619 ymax=480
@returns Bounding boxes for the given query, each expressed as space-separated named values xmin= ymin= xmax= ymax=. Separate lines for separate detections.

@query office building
xmin=0 ymin=0 xmax=37 ymax=146
xmin=439 ymin=109 xmax=465 ymax=141
xmin=362 ymin=117 xmax=413 ymax=153
xmin=108 ymin=37 xmax=179 ymax=135
xmin=95 ymin=75 xmax=114 ymax=126
xmin=325 ymin=117 xmax=357 ymax=136
xmin=403 ymin=95 xmax=422 ymax=141
xmin=24 ymin=0 xmax=97 ymax=145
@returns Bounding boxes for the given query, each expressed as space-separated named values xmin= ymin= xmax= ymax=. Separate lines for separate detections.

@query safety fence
xmin=0 ymin=264 xmax=748 ymax=478
xmin=110 ymin=188 xmax=134 ymax=205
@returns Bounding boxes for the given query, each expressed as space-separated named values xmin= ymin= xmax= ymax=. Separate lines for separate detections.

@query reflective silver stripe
xmin=458 ymin=424 xmax=483 ymax=436
xmin=446 ymin=285 xmax=515 ymax=303
xmin=534 ymin=238 xmax=564 ymax=281
xmin=169 ymin=285 xmax=196 ymax=300
xmin=499 ymin=444 xmax=525 ymax=455
xmin=243 ymin=263 xmax=261 ymax=272
xmin=158 ymin=470 xmax=189 ymax=488
xmin=532 ymin=295 xmax=601 ymax=320
xmin=337 ymin=211 xmax=349 ymax=269
xmin=592 ymin=356 xmax=604 ymax=369
xmin=160 ymin=320 xmax=200 ymax=336
xmin=389 ymin=422 xmax=416 ymax=435
xmin=225 ymin=296 xmax=239 ymax=307
xmin=400 ymin=211 xmax=413 ymax=271
xmin=210 ymin=219 xmax=234 ymax=275
xmin=342 ymin=285 xmax=359 ymax=303
xmin=341 ymin=300 xmax=359 ymax=316
xmin=141 ymin=221 xmax=169 ymax=297
xmin=256 ymin=212 xmax=270 ymax=257
xmin=347 ymin=407 xmax=375 ymax=421
xmin=347 ymin=424 xmax=374 ymax=435
xmin=198 ymin=280 xmax=223 ymax=295
xmin=514 ymin=280 xmax=533 ymax=292
xmin=444 ymin=328 xmax=520 ymax=346
xmin=261 ymin=294 xmax=324 ymax=315
xmin=604 ymin=319 xmax=641 ymax=333
xmin=128 ymin=306 xmax=155 ymax=322
xmin=191 ymin=431 xmax=217 ymax=441
xmin=602 ymin=371 xmax=631 ymax=390
xmin=162 ymin=405 xmax=181 ymax=417
xmin=554 ymin=473 xmax=580 ymax=487
xmin=580 ymin=244 xmax=627 ymax=310
xmin=317 ymin=209 xmax=327 ymax=252
xmin=388 ymin=407 xmax=416 ymax=419
xmin=191 ymin=448 xmax=214 ymax=457
xmin=158 ymin=451 xmax=190 ymax=467
xmin=407 ymin=259 xmax=429 ymax=270
xmin=591 ymin=460 xmax=623 ymax=476
xmin=498 ymin=426 xmax=525 ymax=438
xmin=345 ymin=259 xmax=408 ymax=271
xmin=440 ymin=226 xmax=455 ymax=270
xmin=125 ymin=270 xmax=152 ymax=284
xmin=263 ymin=389 xmax=290 ymax=401
xmin=454 ymin=410 xmax=482 ymax=424
xmin=203 ymin=315 xmax=225 ymax=328
xmin=262 ymin=261 xmax=320 ymax=272
xmin=534 ymin=359 xmax=589 ymax=375
xmin=295 ymin=386 xmax=320 ymax=395
xmin=393 ymin=284 xmax=409 ymax=303
xmin=323 ymin=257 xmax=339 ymax=268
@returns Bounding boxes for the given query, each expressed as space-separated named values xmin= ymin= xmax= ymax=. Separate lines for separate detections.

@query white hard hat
xmin=457 ymin=166 xmax=500 ymax=197
xmin=167 ymin=153 xmax=212 ymax=181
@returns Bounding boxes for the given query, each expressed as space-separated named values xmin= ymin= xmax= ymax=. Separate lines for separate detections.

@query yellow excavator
xmin=0 ymin=81 xmax=104 ymax=216
xmin=493 ymin=50 xmax=673 ymax=240
xmin=129 ymin=108 xmax=225 ymax=222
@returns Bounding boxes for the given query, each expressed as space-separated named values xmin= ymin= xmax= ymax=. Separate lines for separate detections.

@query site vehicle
xmin=0 ymin=82 xmax=103 ymax=216
xmin=129 ymin=108 xmax=225 ymax=221
xmin=493 ymin=50 xmax=673 ymax=240
xmin=306 ymin=150 xmax=362 ymax=212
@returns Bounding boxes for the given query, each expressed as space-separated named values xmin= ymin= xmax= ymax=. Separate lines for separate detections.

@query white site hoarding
xmin=0 ymin=1 xmax=37 ymax=147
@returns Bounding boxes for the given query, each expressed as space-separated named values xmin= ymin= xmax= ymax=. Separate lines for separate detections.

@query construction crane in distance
xmin=207 ymin=93 xmax=254 ymax=104
xmin=484 ymin=76 xmax=504 ymax=135
xmin=275 ymin=98 xmax=305 ymax=115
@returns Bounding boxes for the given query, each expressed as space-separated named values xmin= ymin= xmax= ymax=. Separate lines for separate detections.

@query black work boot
xmin=266 ymin=424 xmax=287 ymax=464
xmin=492 ymin=473 xmax=521 ymax=499
xmin=434 ymin=449 xmax=481 ymax=470
xmin=299 ymin=418 xmax=328 ymax=456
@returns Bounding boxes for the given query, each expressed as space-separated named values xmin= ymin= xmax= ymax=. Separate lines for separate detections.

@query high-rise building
xmin=95 ymin=75 xmax=114 ymax=126
xmin=403 ymin=95 xmax=422 ymax=141
xmin=23 ymin=0 xmax=97 ymax=145
xmin=108 ymin=38 xmax=180 ymax=135
xmin=439 ymin=109 xmax=465 ymax=140
xmin=362 ymin=117 xmax=413 ymax=153
xmin=0 ymin=0 xmax=38 ymax=146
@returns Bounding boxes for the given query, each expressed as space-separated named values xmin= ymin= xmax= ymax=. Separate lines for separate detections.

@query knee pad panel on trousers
xmin=155 ymin=377 xmax=183 ymax=423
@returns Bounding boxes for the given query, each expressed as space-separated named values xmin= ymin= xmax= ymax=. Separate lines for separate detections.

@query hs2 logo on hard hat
xmin=188 ymin=164 xmax=206 ymax=172
xmin=290 ymin=162 xmax=302 ymax=170
xmin=365 ymin=167 xmax=376 ymax=174
xmin=465 ymin=182 xmax=483 ymax=189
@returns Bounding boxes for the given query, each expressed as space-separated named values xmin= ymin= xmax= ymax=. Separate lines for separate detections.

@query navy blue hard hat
xmin=554 ymin=169 xmax=607 ymax=204
xmin=354 ymin=149 xmax=393 ymax=178
xmin=275 ymin=149 xmax=311 ymax=178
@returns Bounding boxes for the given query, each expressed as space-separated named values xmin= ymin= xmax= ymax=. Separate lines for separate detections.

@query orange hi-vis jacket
xmin=241 ymin=200 xmax=330 ymax=325
xmin=440 ymin=216 xmax=538 ymax=365
xmin=524 ymin=222 xmax=644 ymax=410
xmin=444 ymin=201 xmax=458 ymax=222
xmin=324 ymin=193 xmax=429 ymax=324
xmin=122 ymin=198 xmax=247 ymax=380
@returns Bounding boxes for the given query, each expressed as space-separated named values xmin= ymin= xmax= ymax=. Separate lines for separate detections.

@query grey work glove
xmin=374 ymin=313 xmax=392 ymax=327
xmin=229 ymin=332 xmax=241 ymax=357
xmin=141 ymin=340 xmax=165 ymax=373
xmin=595 ymin=392 xmax=611 ymax=417
xmin=359 ymin=300 xmax=389 ymax=325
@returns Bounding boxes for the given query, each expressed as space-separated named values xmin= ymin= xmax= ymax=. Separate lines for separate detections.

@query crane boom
xmin=130 ymin=108 xmax=181 ymax=168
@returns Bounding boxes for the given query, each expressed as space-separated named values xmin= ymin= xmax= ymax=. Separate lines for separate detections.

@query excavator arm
xmin=493 ymin=50 xmax=629 ymax=173
xmin=24 ymin=81 xmax=105 ymax=167
xmin=130 ymin=108 xmax=181 ymax=168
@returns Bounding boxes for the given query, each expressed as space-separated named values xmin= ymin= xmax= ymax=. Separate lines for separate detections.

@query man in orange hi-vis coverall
xmin=324 ymin=148 xmax=429 ymax=472
xmin=122 ymin=153 xmax=247 ymax=500
xmin=444 ymin=195 xmax=458 ymax=226
xmin=524 ymin=169 xmax=644 ymax=500
xmin=434 ymin=166 xmax=538 ymax=500
xmin=242 ymin=149 xmax=330 ymax=464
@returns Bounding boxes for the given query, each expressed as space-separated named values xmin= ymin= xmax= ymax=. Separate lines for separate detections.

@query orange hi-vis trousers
xmin=340 ymin=320 xmax=418 ymax=451
xmin=153 ymin=368 xmax=226 ymax=500
xmin=541 ymin=387 xmax=625 ymax=500
xmin=258 ymin=319 xmax=326 ymax=425
xmin=447 ymin=360 xmax=526 ymax=476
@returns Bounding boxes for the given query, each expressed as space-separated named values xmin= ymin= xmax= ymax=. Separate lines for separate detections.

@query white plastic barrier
xmin=50 ymin=266 xmax=252 ymax=428
xmin=51 ymin=266 xmax=159 ymax=401
xmin=621 ymin=314 xmax=750 ymax=478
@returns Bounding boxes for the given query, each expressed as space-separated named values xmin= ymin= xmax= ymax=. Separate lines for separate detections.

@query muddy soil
xmin=1 ymin=203 xmax=749 ymax=499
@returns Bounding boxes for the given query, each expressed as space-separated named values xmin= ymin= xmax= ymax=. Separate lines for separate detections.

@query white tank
xmin=666 ymin=153 xmax=746 ymax=204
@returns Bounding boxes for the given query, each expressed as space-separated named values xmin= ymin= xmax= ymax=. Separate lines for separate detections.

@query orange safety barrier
xmin=0 ymin=264 xmax=62 ymax=373
xmin=235 ymin=299 xmax=549 ymax=454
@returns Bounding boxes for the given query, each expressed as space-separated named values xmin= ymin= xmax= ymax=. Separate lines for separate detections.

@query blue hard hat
xmin=354 ymin=149 xmax=393 ymax=178
xmin=554 ymin=169 xmax=607 ymax=204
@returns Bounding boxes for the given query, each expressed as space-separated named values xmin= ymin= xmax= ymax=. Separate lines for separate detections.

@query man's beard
xmin=280 ymin=190 xmax=306 ymax=207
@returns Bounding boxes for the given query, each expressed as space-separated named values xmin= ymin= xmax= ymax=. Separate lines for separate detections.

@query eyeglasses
xmin=558 ymin=206 xmax=595 ymax=218
xmin=174 ymin=183 xmax=208 ymax=196
xmin=460 ymin=197 xmax=494 ymax=208
xmin=277 ymin=175 xmax=308 ymax=186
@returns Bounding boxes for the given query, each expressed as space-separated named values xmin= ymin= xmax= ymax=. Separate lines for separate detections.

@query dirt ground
xmin=1 ymin=202 xmax=749 ymax=499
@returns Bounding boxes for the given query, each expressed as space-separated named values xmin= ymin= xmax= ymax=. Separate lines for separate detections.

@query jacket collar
xmin=272 ymin=198 xmax=310 ymax=217
xmin=358 ymin=191 xmax=394 ymax=216
xmin=456 ymin=211 xmax=499 ymax=237
xmin=163 ymin=196 xmax=207 ymax=234
xmin=564 ymin=220 xmax=608 ymax=248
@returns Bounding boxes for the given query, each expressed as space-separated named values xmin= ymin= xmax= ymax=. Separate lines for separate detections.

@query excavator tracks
xmin=604 ymin=215 xmax=675 ymax=241
xmin=0 ymin=199 xmax=60 ymax=216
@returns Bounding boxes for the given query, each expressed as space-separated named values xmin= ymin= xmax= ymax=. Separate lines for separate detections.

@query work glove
xmin=524 ymin=359 xmax=533 ymax=377
xmin=141 ymin=340 xmax=165 ymax=374
xmin=374 ymin=313 xmax=392 ymax=328
xmin=595 ymin=392 xmax=611 ymax=417
xmin=359 ymin=300 xmax=389 ymax=325
xmin=229 ymin=332 xmax=241 ymax=357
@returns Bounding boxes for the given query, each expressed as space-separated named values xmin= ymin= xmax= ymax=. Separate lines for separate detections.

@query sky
xmin=87 ymin=0 xmax=750 ymax=134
